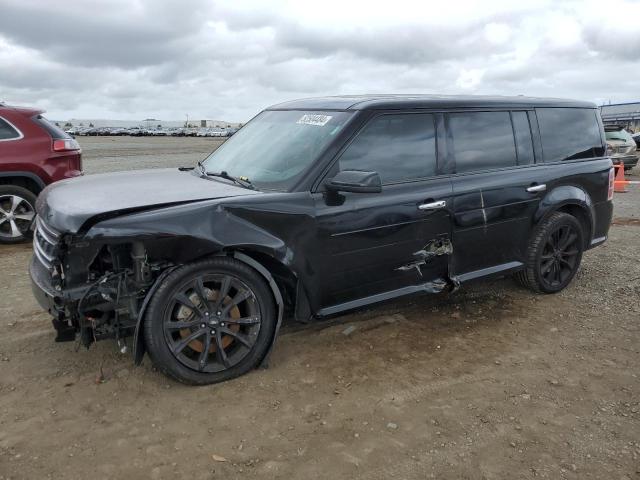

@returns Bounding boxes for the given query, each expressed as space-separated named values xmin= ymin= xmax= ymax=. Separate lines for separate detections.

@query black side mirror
xmin=326 ymin=170 xmax=382 ymax=194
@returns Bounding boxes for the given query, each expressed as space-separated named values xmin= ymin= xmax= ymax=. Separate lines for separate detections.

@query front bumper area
xmin=29 ymin=256 xmax=82 ymax=342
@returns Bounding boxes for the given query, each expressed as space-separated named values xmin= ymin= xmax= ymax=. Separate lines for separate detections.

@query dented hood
xmin=37 ymin=168 xmax=260 ymax=233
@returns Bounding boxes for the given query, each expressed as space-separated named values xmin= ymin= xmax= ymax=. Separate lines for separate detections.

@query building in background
xmin=600 ymin=102 xmax=640 ymax=132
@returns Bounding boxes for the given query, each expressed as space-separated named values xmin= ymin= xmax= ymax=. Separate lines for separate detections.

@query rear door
xmin=313 ymin=112 xmax=453 ymax=310
xmin=447 ymin=110 xmax=546 ymax=280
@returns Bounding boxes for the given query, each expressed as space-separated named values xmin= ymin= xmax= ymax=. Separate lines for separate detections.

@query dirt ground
xmin=1 ymin=137 xmax=639 ymax=480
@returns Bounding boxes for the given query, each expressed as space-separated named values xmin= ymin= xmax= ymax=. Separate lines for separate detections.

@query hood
xmin=37 ymin=168 xmax=260 ymax=233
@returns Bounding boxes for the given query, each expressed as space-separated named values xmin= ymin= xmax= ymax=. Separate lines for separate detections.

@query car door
xmin=447 ymin=110 xmax=546 ymax=280
xmin=312 ymin=112 xmax=453 ymax=312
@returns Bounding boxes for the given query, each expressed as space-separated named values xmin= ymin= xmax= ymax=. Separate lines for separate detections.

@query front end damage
xmin=30 ymin=216 xmax=162 ymax=350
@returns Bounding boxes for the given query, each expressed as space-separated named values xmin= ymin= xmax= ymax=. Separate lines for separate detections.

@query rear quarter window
xmin=0 ymin=117 xmax=21 ymax=140
xmin=536 ymin=108 xmax=605 ymax=162
xmin=32 ymin=115 xmax=71 ymax=140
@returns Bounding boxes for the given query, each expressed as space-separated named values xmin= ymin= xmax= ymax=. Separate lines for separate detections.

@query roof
xmin=267 ymin=94 xmax=596 ymax=111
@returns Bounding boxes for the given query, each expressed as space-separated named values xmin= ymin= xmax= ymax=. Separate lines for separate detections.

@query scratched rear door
xmin=447 ymin=109 xmax=545 ymax=278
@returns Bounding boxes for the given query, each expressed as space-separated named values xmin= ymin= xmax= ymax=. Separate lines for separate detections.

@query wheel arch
xmin=0 ymin=171 xmax=46 ymax=196
xmin=132 ymin=248 xmax=295 ymax=367
xmin=534 ymin=185 xmax=595 ymax=249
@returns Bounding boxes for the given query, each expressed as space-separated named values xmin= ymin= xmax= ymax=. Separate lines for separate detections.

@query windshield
xmin=202 ymin=110 xmax=353 ymax=190
xmin=605 ymin=129 xmax=633 ymax=142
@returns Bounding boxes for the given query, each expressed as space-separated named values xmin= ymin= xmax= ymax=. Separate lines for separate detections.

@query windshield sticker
xmin=297 ymin=114 xmax=332 ymax=126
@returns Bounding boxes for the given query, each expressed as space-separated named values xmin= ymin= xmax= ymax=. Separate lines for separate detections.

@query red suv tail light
xmin=607 ymin=167 xmax=614 ymax=201
xmin=53 ymin=138 xmax=81 ymax=152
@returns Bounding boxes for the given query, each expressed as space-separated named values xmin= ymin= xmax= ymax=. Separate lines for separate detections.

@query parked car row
xmin=64 ymin=126 xmax=238 ymax=137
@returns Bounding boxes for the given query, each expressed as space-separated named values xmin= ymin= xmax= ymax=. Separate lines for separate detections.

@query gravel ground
xmin=0 ymin=138 xmax=638 ymax=479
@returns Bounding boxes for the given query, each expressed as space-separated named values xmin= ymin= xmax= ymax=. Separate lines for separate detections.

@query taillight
xmin=53 ymin=138 xmax=81 ymax=152
xmin=607 ymin=167 xmax=614 ymax=200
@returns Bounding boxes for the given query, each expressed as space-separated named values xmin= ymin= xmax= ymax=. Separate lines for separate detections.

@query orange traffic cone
xmin=614 ymin=164 xmax=628 ymax=193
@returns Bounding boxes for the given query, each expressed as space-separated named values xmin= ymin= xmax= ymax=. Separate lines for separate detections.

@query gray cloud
xmin=0 ymin=0 xmax=638 ymax=122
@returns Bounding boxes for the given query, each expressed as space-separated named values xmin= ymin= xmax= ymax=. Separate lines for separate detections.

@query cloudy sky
xmin=1 ymin=0 xmax=638 ymax=122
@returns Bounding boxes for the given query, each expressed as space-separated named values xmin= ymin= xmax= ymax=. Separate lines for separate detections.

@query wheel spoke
xmin=553 ymin=261 xmax=562 ymax=284
xmin=219 ymin=326 xmax=252 ymax=348
xmin=541 ymin=258 xmax=554 ymax=274
xmin=172 ymin=328 xmax=205 ymax=354
xmin=198 ymin=331 xmax=212 ymax=371
xmin=558 ymin=257 xmax=573 ymax=268
xmin=222 ymin=290 xmax=252 ymax=315
xmin=9 ymin=219 xmax=21 ymax=237
xmin=14 ymin=211 xmax=35 ymax=221
xmin=225 ymin=315 xmax=261 ymax=326
xmin=562 ymin=248 xmax=579 ymax=257
xmin=193 ymin=277 xmax=211 ymax=310
xmin=215 ymin=276 xmax=231 ymax=310
xmin=214 ymin=329 xmax=230 ymax=368
xmin=559 ymin=232 xmax=577 ymax=250
xmin=10 ymin=195 xmax=23 ymax=213
xmin=165 ymin=319 xmax=202 ymax=330
xmin=174 ymin=292 xmax=205 ymax=318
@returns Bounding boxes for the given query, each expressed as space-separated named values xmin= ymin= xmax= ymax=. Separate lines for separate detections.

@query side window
xmin=338 ymin=113 xmax=436 ymax=183
xmin=511 ymin=111 xmax=534 ymax=165
xmin=448 ymin=111 xmax=517 ymax=173
xmin=536 ymin=108 xmax=605 ymax=162
xmin=0 ymin=117 xmax=20 ymax=140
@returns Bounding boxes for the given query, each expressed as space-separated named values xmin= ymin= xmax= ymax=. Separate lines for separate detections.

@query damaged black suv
xmin=31 ymin=95 xmax=614 ymax=384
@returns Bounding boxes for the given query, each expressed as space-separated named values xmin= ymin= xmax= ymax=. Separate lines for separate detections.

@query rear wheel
xmin=515 ymin=212 xmax=584 ymax=293
xmin=0 ymin=185 xmax=36 ymax=244
xmin=143 ymin=257 xmax=276 ymax=385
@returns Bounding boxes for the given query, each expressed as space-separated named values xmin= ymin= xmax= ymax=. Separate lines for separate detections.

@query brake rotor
xmin=176 ymin=288 xmax=241 ymax=353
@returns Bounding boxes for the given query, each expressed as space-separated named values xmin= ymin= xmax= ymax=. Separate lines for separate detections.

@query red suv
xmin=0 ymin=102 xmax=82 ymax=243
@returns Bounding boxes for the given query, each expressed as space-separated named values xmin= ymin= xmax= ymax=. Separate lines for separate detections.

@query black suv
xmin=30 ymin=95 xmax=614 ymax=384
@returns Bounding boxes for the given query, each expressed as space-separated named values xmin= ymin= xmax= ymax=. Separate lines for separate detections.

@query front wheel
xmin=143 ymin=257 xmax=276 ymax=385
xmin=515 ymin=212 xmax=584 ymax=293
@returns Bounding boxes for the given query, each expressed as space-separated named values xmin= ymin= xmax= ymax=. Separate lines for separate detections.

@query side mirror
xmin=326 ymin=170 xmax=382 ymax=194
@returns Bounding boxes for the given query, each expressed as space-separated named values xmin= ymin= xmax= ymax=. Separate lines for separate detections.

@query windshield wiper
xmin=203 ymin=168 xmax=256 ymax=190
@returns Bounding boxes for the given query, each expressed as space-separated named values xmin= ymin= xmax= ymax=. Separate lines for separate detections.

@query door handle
xmin=526 ymin=184 xmax=546 ymax=193
xmin=418 ymin=200 xmax=446 ymax=210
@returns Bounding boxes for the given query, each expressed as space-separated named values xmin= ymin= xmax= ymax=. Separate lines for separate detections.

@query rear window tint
xmin=536 ymin=108 xmax=605 ymax=162
xmin=0 ymin=117 xmax=21 ymax=140
xmin=448 ymin=111 xmax=517 ymax=173
xmin=32 ymin=115 xmax=71 ymax=140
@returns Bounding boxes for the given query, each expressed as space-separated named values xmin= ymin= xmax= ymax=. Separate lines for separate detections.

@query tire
xmin=0 ymin=185 xmax=37 ymax=244
xmin=515 ymin=212 xmax=584 ymax=294
xmin=143 ymin=257 xmax=277 ymax=385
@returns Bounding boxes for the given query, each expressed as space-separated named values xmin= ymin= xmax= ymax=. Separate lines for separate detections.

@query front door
xmin=313 ymin=112 xmax=453 ymax=311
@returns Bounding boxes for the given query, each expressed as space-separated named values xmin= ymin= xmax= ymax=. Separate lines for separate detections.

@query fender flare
xmin=533 ymin=185 xmax=595 ymax=238
xmin=0 ymin=171 xmax=46 ymax=192
xmin=132 ymin=252 xmax=285 ymax=367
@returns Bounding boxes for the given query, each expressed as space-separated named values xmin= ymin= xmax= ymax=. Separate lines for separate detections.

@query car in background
xmin=632 ymin=132 xmax=640 ymax=149
xmin=0 ymin=102 xmax=82 ymax=243
xmin=605 ymin=125 xmax=638 ymax=171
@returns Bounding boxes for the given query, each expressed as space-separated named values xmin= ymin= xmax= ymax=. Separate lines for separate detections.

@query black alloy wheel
xmin=144 ymin=257 xmax=276 ymax=385
xmin=516 ymin=212 xmax=584 ymax=293
xmin=538 ymin=223 xmax=581 ymax=290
